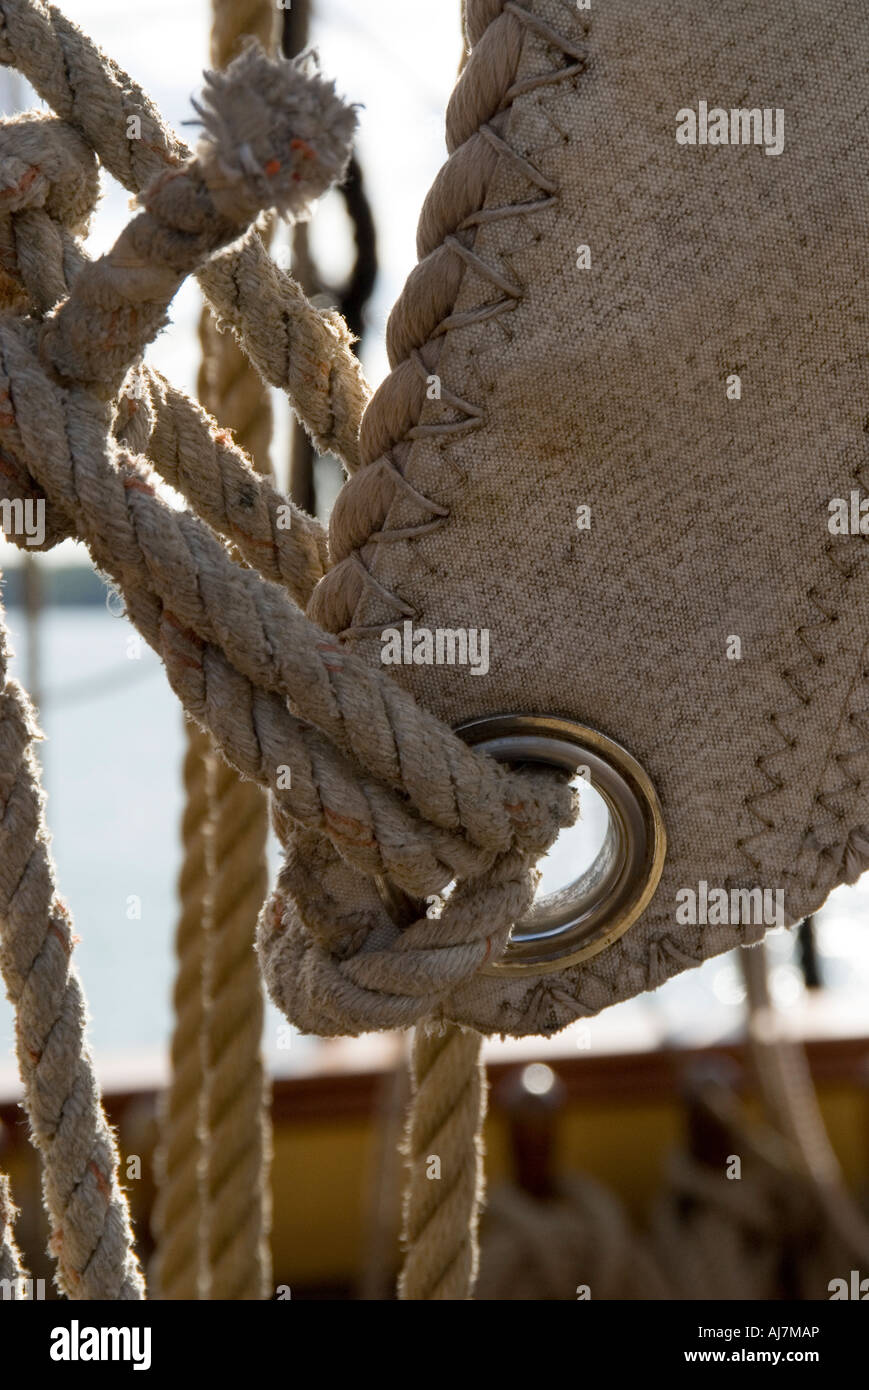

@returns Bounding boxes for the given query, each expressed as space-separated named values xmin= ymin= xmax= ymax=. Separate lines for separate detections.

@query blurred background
xmin=1 ymin=0 xmax=868 ymax=1300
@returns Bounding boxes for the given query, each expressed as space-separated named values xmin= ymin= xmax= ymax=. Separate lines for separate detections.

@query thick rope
xmin=0 ymin=3 xmax=584 ymax=1311
xmin=0 ymin=20 xmax=573 ymax=1027
xmin=0 ymin=117 xmax=330 ymax=595
xmin=193 ymin=0 xmax=276 ymax=1302
xmin=741 ymin=942 xmax=869 ymax=1267
xmin=201 ymin=757 xmax=271 ymax=1298
xmin=0 ymin=114 xmax=280 ymax=1294
xmin=39 ymin=42 xmax=357 ymax=403
xmin=0 ymin=111 xmax=95 ymax=318
xmin=0 ymin=1172 xmax=27 ymax=1288
xmin=478 ymin=1174 xmax=669 ymax=1301
xmin=0 ymin=111 xmax=94 ymax=549
xmin=0 ymin=136 xmax=565 ymax=883
xmin=0 ymin=40 xmax=572 ymax=1034
xmin=151 ymin=723 xmax=212 ymax=1300
xmin=0 ymin=330 xmax=574 ymax=1020
xmin=0 ymin=604 xmax=144 ymax=1298
xmin=0 ymin=0 xmax=371 ymax=470
xmin=398 ymin=1023 xmax=486 ymax=1300
xmin=119 ymin=368 xmax=329 ymax=604
xmin=0 ymin=64 xmax=568 ymax=879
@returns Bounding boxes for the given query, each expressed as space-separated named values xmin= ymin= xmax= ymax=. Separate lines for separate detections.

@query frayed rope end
xmin=194 ymin=39 xmax=357 ymax=226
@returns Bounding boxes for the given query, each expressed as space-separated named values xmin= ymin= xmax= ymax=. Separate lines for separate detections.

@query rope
xmin=39 ymin=42 xmax=356 ymax=403
xmin=0 ymin=0 xmax=372 ymax=470
xmin=0 ymin=84 xmax=570 ymax=867
xmin=0 ymin=1172 xmax=27 ymax=1288
xmin=741 ymin=941 xmax=869 ymax=1267
xmin=151 ymin=723 xmax=213 ymax=1300
xmin=192 ymin=0 xmax=276 ymax=1301
xmin=0 ymin=8 xmax=581 ymax=1303
xmin=478 ymin=1175 xmax=669 ymax=1301
xmin=301 ymin=0 xmax=588 ymax=1297
xmin=0 ymin=602 xmax=144 ymax=1298
xmin=309 ymin=0 xmax=588 ymax=635
xmin=0 ymin=119 xmax=330 ymax=595
xmin=121 ymin=367 xmax=330 ymax=607
xmin=398 ymin=1022 xmax=486 ymax=1300
xmin=0 ymin=42 xmax=574 ymax=1041
xmin=201 ymin=757 xmax=271 ymax=1298
xmin=0 ymin=315 xmax=573 ymax=1010
xmin=0 ymin=111 xmax=94 ymax=318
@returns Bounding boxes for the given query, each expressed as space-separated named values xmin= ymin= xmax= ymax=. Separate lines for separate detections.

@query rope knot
xmin=258 ymin=771 xmax=578 ymax=1037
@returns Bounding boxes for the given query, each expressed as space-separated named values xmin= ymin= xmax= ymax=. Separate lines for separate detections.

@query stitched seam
xmin=737 ymin=442 xmax=869 ymax=896
xmin=314 ymin=0 xmax=589 ymax=636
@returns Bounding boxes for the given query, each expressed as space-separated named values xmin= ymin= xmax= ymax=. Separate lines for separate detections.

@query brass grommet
xmin=377 ymin=713 xmax=666 ymax=977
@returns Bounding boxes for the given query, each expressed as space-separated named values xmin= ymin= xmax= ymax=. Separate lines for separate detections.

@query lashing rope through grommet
xmin=377 ymin=713 xmax=667 ymax=977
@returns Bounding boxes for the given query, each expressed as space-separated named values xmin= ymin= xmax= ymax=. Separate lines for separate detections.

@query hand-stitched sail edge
xmin=308 ymin=0 xmax=590 ymax=637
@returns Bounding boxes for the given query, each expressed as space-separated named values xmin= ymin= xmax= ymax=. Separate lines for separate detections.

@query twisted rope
xmin=398 ymin=1023 xmax=486 ymax=1300
xmin=201 ymin=757 xmax=271 ymax=1298
xmin=192 ymin=0 xmax=276 ymax=1302
xmin=0 ymin=604 xmax=143 ymax=1298
xmin=40 ymin=41 xmax=356 ymax=403
xmin=0 ymin=41 xmax=573 ymax=1043
xmin=0 ymin=54 xmax=568 ymax=883
xmin=0 ymin=0 xmax=371 ymax=470
xmin=0 ymin=119 xmax=565 ymax=883
xmin=299 ymin=0 xmax=587 ymax=1296
xmin=741 ymin=942 xmax=869 ymax=1267
xmin=0 ymin=1172 xmax=27 ymax=1288
xmin=121 ymin=367 xmax=329 ymax=606
xmin=0 ymin=319 xmax=574 ymax=1034
xmin=151 ymin=723 xmax=212 ymax=1300
xmin=0 ymin=116 xmax=330 ymax=595
xmin=3 ymin=323 xmax=570 ymax=890
xmin=0 ymin=111 xmax=94 ymax=319
xmin=0 ymin=14 xmax=580 ymax=1307
xmin=478 ymin=1174 xmax=669 ymax=1301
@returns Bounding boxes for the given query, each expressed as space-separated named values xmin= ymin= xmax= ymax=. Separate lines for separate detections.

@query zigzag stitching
xmin=342 ymin=2 xmax=589 ymax=633
xmin=738 ymin=451 xmax=869 ymax=889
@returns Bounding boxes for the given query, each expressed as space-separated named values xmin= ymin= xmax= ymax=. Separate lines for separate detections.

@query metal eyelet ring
xmin=376 ymin=713 xmax=666 ymax=977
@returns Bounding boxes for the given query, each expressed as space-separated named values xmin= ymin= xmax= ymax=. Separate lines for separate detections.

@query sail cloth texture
xmin=265 ymin=0 xmax=869 ymax=1036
